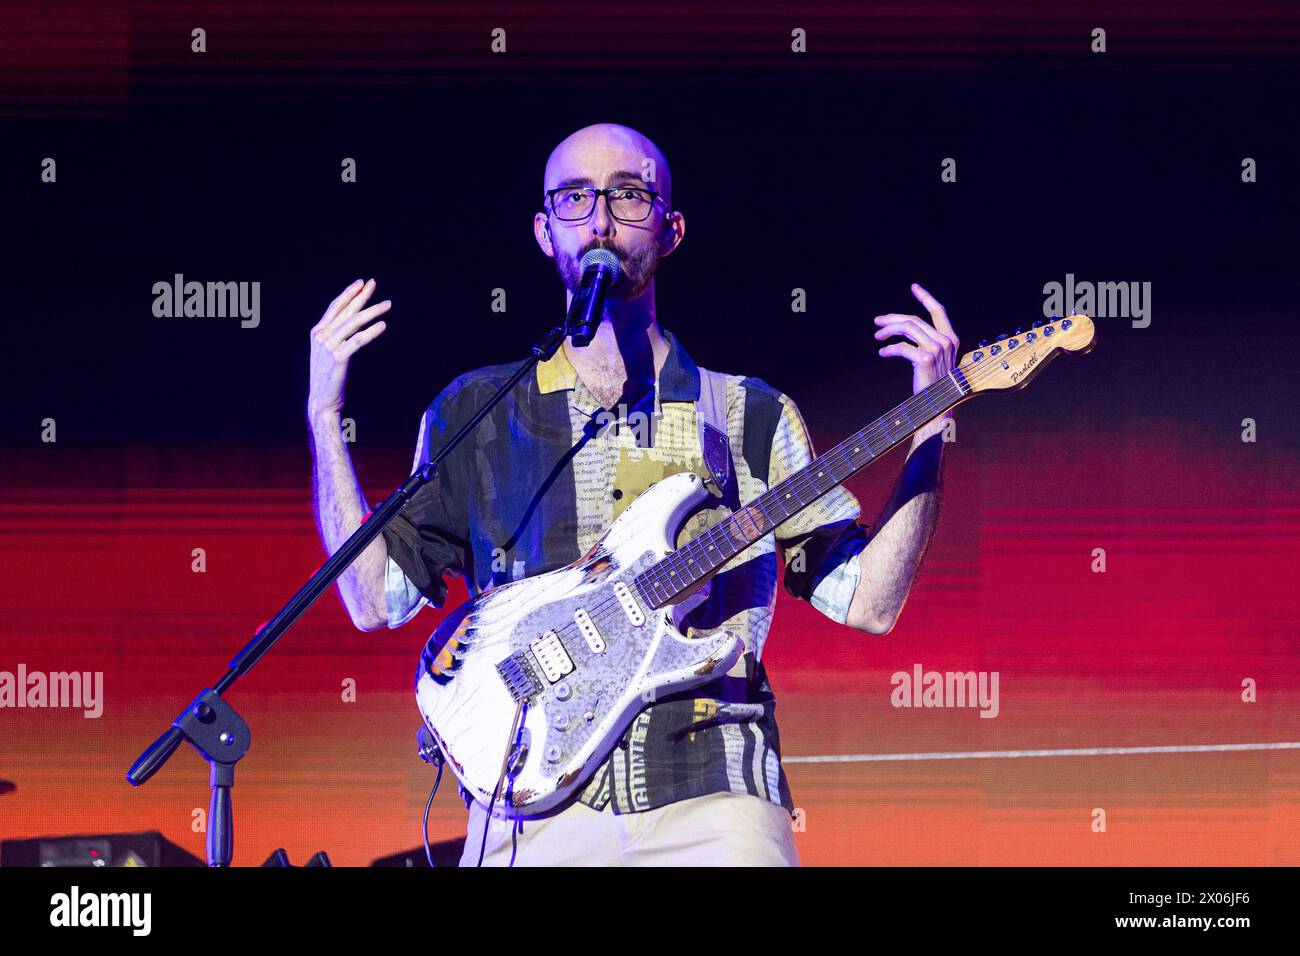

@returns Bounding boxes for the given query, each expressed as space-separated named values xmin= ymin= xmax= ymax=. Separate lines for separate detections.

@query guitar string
xmin=642 ymin=327 xmax=1074 ymax=595
xmin=580 ymin=334 xmax=1060 ymax=640
xmin=631 ymin=342 xmax=1010 ymax=609
xmin=617 ymin=376 xmax=960 ymax=612
xmin=478 ymin=327 xmax=1081 ymax=674
xmin=645 ymin=357 xmax=967 ymax=589
xmin=649 ymin=377 xmax=961 ymax=587
xmin=532 ymin=332 xmax=1069 ymax=655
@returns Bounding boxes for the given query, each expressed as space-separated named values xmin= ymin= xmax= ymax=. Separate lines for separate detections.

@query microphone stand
xmin=127 ymin=319 xmax=573 ymax=867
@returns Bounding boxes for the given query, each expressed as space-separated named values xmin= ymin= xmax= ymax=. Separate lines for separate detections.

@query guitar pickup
xmin=611 ymin=582 xmax=645 ymax=627
xmin=530 ymin=630 xmax=575 ymax=683
xmin=573 ymin=609 xmax=607 ymax=652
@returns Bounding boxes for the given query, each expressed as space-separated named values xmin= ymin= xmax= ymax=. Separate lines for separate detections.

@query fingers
xmin=325 ymin=299 xmax=392 ymax=349
xmin=873 ymin=314 xmax=947 ymax=350
xmin=314 ymin=278 xmax=377 ymax=340
xmin=877 ymin=341 xmax=925 ymax=363
xmin=875 ymin=308 xmax=956 ymax=383
xmin=337 ymin=319 xmax=388 ymax=358
xmin=315 ymin=278 xmax=366 ymax=333
xmin=336 ymin=278 xmax=377 ymax=322
xmin=910 ymin=282 xmax=957 ymax=339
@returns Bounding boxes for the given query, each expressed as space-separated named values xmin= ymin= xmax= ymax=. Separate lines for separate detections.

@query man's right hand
xmin=307 ymin=278 xmax=392 ymax=422
xmin=306 ymin=278 xmax=395 ymax=632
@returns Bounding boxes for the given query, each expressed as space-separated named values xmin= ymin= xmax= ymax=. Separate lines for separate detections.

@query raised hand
xmin=873 ymin=283 xmax=960 ymax=395
xmin=307 ymin=278 xmax=392 ymax=422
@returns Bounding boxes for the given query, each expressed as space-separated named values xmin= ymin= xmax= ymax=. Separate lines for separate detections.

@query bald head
xmin=535 ymin=123 xmax=685 ymax=303
xmin=543 ymin=123 xmax=672 ymax=207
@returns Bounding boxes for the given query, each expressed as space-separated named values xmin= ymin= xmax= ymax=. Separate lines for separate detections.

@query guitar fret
xmin=647 ymin=577 xmax=668 ymax=604
xmin=634 ymin=376 xmax=965 ymax=608
xmin=668 ymin=541 xmax=693 ymax=583
xmin=785 ymin=479 xmax=806 ymax=507
xmin=679 ymin=541 xmax=701 ymax=578
xmin=703 ymin=524 xmax=726 ymax=566
xmin=725 ymin=517 xmax=749 ymax=547
xmin=800 ymin=479 xmax=824 ymax=504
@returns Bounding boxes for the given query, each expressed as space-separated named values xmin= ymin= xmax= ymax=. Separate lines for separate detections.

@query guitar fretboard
xmin=634 ymin=370 xmax=969 ymax=609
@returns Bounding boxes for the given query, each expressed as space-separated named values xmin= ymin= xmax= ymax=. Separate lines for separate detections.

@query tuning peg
xmin=996 ymin=331 xmax=1010 ymax=341
xmin=1031 ymin=320 xmax=1045 ymax=329
xmin=977 ymin=338 xmax=990 ymax=349
xmin=1013 ymin=327 xmax=1024 ymax=335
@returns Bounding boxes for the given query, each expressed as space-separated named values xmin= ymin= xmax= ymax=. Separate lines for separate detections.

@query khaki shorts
xmin=459 ymin=790 xmax=800 ymax=867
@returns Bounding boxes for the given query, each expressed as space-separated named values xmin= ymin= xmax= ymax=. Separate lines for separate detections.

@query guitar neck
xmin=635 ymin=370 xmax=971 ymax=609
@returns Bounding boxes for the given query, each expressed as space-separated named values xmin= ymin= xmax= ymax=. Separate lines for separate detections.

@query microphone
xmin=566 ymin=248 xmax=621 ymax=347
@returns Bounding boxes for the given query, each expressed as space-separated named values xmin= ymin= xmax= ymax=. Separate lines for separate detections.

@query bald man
xmin=307 ymin=123 xmax=959 ymax=866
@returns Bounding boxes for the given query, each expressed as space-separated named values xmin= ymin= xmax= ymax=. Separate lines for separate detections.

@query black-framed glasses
xmin=544 ymin=185 xmax=663 ymax=223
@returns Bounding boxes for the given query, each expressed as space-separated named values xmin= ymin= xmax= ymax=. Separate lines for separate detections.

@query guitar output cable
xmin=421 ymin=760 xmax=444 ymax=868
xmin=417 ymin=724 xmax=446 ymax=867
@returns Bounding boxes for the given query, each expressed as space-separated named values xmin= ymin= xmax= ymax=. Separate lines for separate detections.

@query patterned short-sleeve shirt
xmin=381 ymin=328 xmax=871 ymax=817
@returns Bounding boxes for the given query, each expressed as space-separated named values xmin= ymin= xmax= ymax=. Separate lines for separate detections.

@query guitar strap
xmin=681 ymin=367 xmax=744 ymax=640
xmin=695 ymin=367 xmax=739 ymax=506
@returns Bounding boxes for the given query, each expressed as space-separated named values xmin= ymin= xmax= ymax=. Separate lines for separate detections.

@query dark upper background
xmin=2 ymin=1 xmax=1297 ymax=487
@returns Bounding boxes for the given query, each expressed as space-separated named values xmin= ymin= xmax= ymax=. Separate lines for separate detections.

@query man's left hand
xmin=873 ymin=283 xmax=961 ymax=395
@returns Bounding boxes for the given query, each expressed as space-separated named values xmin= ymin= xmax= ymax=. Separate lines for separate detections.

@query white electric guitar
xmin=415 ymin=315 xmax=1097 ymax=815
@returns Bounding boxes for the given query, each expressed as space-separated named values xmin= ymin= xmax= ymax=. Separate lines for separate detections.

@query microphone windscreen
xmin=580 ymin=248 xmax=621 ymax=279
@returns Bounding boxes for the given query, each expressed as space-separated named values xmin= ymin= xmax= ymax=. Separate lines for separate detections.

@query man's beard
xmin=556 ymin=239 xmax=661 ymax=301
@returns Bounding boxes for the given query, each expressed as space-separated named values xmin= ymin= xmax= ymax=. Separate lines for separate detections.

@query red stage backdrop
xmin=3 ymin=416 xmax=1297 ymax=866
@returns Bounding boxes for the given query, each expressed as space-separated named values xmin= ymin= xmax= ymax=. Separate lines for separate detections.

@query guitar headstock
xmin=958 ymin=314 xmax=1096 ymax=393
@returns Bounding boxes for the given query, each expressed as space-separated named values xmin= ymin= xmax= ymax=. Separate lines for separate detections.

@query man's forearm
xmin=309 ymin=412 xmax=390 ymax=631
xmin=845 ymin=416 xmax=947 ymax=634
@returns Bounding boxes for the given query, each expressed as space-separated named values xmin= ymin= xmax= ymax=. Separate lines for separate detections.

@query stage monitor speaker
xmin=1 ymin=830 xmax=204 ymax=867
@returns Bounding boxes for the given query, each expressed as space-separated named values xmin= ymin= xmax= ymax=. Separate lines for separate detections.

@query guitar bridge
xmin=497 ymin=653 xmax=542 ymax=703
